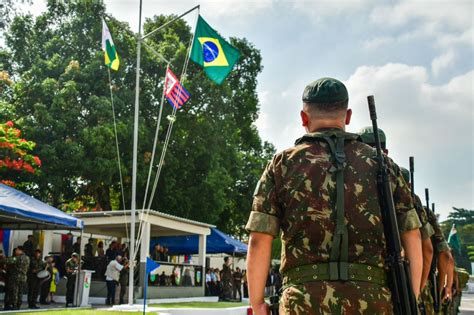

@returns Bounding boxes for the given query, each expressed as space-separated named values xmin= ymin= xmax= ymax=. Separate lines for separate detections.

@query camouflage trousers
xmin=420 ymin=285 xmax=435 ymax=314
xmin=6 ymin=279 xmax=27 ymax=309
xmin=280 ymin=281 xmax=394 ymax=315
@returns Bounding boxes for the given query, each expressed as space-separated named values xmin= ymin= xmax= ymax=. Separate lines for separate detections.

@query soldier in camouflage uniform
xmin=358 ymin=128 xmax=435 ymax=293
xmin=27 ymin=249 xmax=44 ymax=309
xmin=246 ymin=78 xmax=423 ymax=315
xmin=1 ymin=247 xmax=30 ymax=310
xmin=65 ymin=252 xmax=79 ymax=307
xmin=220 ymin=257 xmax=234 ymax=301
xmin=423 ymin=206 xmax=455 ymax=314
xmin=450 ymin=267 xmax=469 ymax=314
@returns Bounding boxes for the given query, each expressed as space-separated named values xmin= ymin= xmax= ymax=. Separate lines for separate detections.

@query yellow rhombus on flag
xmin=102 ymin=19 xmax=120 ymax=71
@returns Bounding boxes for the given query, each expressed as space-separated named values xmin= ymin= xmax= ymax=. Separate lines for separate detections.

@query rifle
xmin=367 ymin=96 xmax=418 ymax=315
xmin=409 ymin=157 xmax=426 ymax=315
xmin=426 ymin=189 xmax=441 ymax=313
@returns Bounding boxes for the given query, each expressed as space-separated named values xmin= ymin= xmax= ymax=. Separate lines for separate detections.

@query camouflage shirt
xmin=246 ymin=129 xmax=421 ymax=314
xmin=425 ymin=208 xmax=450 ymax=252
xmin=65 ymin=258 xmax=79 ymax=276
xmin=414 ymin=195 xmax=435 ymax=240
xmin=3 ymin=254 xmax=30 ymax=282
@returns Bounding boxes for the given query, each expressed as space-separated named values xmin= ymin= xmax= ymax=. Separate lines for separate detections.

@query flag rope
xmin=141 ymin=63 xmax=169 ymax=212
xmin=107 ymin=68 xmax=129 ymax=241
xmin=133 ymin=7 xmax=200 ymax=257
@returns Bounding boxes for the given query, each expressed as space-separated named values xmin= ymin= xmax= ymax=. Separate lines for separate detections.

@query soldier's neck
xmin=307 ymin=120 xmax=346 ymax=133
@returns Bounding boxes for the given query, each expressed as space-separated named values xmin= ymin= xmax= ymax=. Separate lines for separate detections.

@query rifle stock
xmin=367 ymin=96 xmax=418 ymax=315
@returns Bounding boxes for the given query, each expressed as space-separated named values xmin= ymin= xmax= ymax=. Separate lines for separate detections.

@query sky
xmin=17 ymin=0 xmax=474 ymax=221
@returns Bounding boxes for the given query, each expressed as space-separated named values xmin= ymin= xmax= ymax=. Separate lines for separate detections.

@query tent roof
xmin=152 ymin=227 xmax=247 ymax=255
xmin=0 ymin=184 xmax=83 ymax=230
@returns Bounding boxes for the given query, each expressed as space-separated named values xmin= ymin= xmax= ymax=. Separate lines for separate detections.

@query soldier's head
xmin=358 ymin=126 xmax=388 ymax=154
xmin=15 ymin=246 xmax=24 ymax=256
xmin=34 ymin=249 xmax=42 ymax=258
xmin=28 ymin=234 xmax=34 ymax=241
xmin=301 ymin=78 xmax=351 ymax=133
xmin=71 ymin=252 xmax=79 ymax=261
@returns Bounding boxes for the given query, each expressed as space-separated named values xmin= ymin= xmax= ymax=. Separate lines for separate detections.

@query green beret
xmin=302 ymin=77 xmax=348 ymax=103
xmin=400 ymin=167 xmax=410 ymax=184
xmin=359 ymin=126 xmax=386 ymax=149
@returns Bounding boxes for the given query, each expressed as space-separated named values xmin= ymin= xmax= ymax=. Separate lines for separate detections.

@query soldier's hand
xmin=252 ymin=302 xmax=270 ymax=315
xmin=438 ymin=250 xmax=454 ymax=301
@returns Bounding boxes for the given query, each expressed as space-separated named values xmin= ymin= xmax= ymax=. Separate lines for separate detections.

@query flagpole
xmin=129 ymin=0 xmax=143 ymax=306
xmin=141 ymin=5 xmax=200 ymax=40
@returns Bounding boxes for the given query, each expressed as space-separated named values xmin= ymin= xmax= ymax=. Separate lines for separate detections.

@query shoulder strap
xmin=323 ymin=135 xmax=349 ymax=281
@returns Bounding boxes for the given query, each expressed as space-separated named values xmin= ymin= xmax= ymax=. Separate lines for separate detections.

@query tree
xmin=0 ymin=120 xmax=41 ymax=187
xmin=2 ymin=1 xmax=274 ymax=235
xmin=447 ymin=207 xmax=474 ymax=225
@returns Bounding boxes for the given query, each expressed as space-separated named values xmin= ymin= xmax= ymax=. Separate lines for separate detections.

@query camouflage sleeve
xmin=426 ymin=209 xmax=450 ymax=252
xmin=415 ymin=195 xmax=435 ymax=240
xmin=245 ymin=156 xmax=283 ymax=237
xmin=389 ymin=158 xmax=421 ymax=233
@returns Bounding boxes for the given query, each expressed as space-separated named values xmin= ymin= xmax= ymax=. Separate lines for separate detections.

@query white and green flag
xmin=101 ymin=19 xmax=120 ymax=71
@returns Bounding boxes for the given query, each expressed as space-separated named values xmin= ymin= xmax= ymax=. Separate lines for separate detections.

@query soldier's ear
xmin=345 ymin=109 xmax=352 ymax=125
xmin=300 ymin=110 xmax=309 ymax=127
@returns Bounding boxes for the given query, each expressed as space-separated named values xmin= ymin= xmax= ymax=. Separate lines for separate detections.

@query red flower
xmin=22 ymin=162 xmax=35 ymax=174
xmin=0 ymin=180 xmax=16 ymax=187
xmin=5 ymin=121 xmax=14 ymax=127
xmin=33 ymin=156 xmax=42 ymax=167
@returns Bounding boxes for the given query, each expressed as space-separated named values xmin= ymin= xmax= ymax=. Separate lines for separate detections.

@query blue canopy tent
xmin=0 ymin=183 xmax=83 ymax=230
xmin=151 ymin=228 xmax=247 ymax=255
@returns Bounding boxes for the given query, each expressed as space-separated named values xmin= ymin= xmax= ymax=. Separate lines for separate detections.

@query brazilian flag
xmin=190 ymin=15 xmax=240 ymax=85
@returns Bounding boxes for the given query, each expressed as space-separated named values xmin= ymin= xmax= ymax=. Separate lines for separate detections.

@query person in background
xmin=105 ymin=255 xmax=124 ymax=305
xmin=65 ymin=252 xmax=79 ymax=307
xmin=27 ymin=249 xmax=44 ymax=309
xmin=151 ymin=244 xmax=161 ymax=261
xmin=242 ymin=270 xmax=248 ymax=298
xmin=162 ymin=247 xmax=169 ymax=262
xmin=72 ymin=237 xmax=81 ymax=255
xmin=205 ymin=269 xmax=212 ymax=296
xmin=23 ymin=235 xmax=35 ymax=258
xmin=106 ymin=241 xmax=118 ymax=262
xmin=62 ymin=233 xmax=74 ymax=257
xmin=2 ymin=247 xmax=30 ymax=310
xmin=84 ymin=239 xmax=94 ymax=257
xmin=118 ymin=257 xmax=129 ymax=304
xmin=233 ymin=267 xmax=243 ymax=301
xmin=39 ymin=256 xmax=54 ymax=305
xmin=49 ymin=260 xmax=59 ymax=303
xmin=97 ymin=241 xmax=105 ymax=257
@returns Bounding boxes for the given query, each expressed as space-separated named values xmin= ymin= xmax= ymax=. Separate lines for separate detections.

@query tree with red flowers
xmin=0 ymin=121 xmax=41 ymax=187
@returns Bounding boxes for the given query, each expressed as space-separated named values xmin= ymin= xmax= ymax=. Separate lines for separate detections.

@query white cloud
xmin=346 ymin=64 xmax=473 ymax=220
xmin=431 ymin=50 xmax=455 ymax=77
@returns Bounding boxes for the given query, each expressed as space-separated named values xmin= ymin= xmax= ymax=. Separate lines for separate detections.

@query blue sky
xmin=19 ymin=0 xmax=473 ymax=221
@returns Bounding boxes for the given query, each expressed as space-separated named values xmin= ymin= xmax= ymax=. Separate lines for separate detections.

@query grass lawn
xmin=10 ymin=302 xmax=250 ymax=314
xmin=152 ymin=301 xmax=249 ymax=308
xmin=10 ymin=311 xmax=140 ymax=315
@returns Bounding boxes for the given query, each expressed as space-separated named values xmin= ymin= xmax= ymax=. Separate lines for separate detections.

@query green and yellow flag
xmin=102 ymin=19 xmax=120 ymax=71
xmin=190 ymin=15 xmax=240 ymax=85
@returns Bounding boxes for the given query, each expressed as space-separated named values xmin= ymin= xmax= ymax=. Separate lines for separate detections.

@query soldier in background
xmin=118 ymin=257 xmax=129 ymax=304
xmin=233 ymin=267 xmax=243 ymax=301
xmin=65 ymin=252 xmax=79 ymax=307
xmin=27 ymin=249 xmax=44 ymax=309
xmin=1 ymin=247 xmax=29 ymax=310
xmin=23 ymin=235 xmax=35 ymax=258
xmin=220 ymin=257 xmax=233 ymax=301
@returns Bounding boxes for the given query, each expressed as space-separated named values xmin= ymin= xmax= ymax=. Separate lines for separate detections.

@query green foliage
xmin=2 ymin=1 xmax=274 ymax=236
xmin=448 ymin=207 xmax=474 ymax=225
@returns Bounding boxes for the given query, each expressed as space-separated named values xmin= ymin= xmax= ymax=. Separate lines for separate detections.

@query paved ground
xmin=461 ymin=292 xmax=474 ymax=315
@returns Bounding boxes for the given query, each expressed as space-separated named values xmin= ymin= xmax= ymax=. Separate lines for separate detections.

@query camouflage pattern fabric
xmin=420 ymin=284 xmax=435 ymax=315
xmin=2 ymin=254 xmax=30 ymax=309
xmin=246 ymin=128 xmax=421 ymax=314
xmin=27 ymin=256 xmax=44 ymax=306
xmin=426 ymin=208 xmax=450 ymax=253
xmin=221 ymin=264 xmax=233 ymax=300
xmin=414 ymin=194 xmax=435 ymax=240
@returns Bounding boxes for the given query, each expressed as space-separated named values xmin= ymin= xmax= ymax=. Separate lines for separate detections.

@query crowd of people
xmin=0 ymin=235 xmax=62 ymax=311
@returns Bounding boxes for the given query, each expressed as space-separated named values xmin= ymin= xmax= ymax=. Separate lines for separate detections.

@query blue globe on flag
xmin=202 ymin=41 xmax=219 ymax=62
